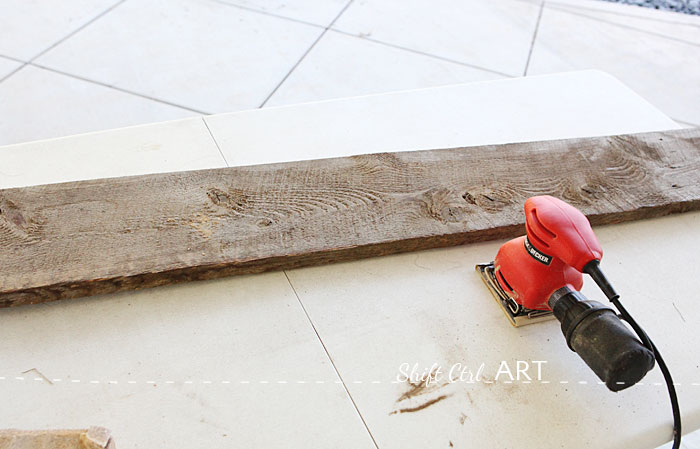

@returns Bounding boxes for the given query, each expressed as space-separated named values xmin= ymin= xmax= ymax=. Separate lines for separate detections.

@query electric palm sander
xmin=477 ymin=195 xmax=603 ymax=327
xmin=477 ymin=195 xmax=657 ymax=391
xmin=477 ymin=195 xmax=682 ymax=446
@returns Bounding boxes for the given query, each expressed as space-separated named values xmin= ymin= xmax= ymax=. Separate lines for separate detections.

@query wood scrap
xmin=0 ymin=427 xmax=114 ymax=449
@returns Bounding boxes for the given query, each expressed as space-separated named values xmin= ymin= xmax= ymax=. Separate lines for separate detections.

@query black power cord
xmin=585 ymin=260 xmax=681 ymax=449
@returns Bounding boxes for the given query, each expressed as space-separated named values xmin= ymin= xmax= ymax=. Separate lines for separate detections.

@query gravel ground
xmin=603 ymin=0 xmax=700 ymax=15
xmin=600 ymin=0 xmax=700 ymax=15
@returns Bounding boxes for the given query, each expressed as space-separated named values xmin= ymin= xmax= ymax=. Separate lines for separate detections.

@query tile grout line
xmin=1 ymin=0 xmax=127 ymax=84
xmin=217 ymin=0 xmax=700 ymax=30
xmin=0 ymin=63 xmax=25 ymax=84
xmin=329 ymin=29 xmax=515 ymax=78
xmin=210 ymin=0 xmax=326 ymax=29
xmin=3 ymin=0 xmax=514 ymax=103
xmin=212 ymin=0 xmax=518 ymax=78
xmin=0 ymin=0 xmax=210 ymax=115
xmin=283 ymin=271 xmax=380 ymax=449
xmin=2 ymin=0 xmax=694 ymax=114
xmin=258 ymin=0 xmax=355 ymax=108
xmin=30 ymin=0 xmax=128 ymax=62
xmin=202 ymin=117 xmax=230 ymax=167
xmin=29 ymin=62 xmax=210 ymax=114
xmin=548 ymin=3 xmax=700 ymax=47
xmin=523 ymin=0 xmax=546 ymax=76
xmin=0 ymin=54 xmax=24 ymax=64
xmin=212 ymin=0 xmax=699 ymax=75
xmin=0 ymin=52 xmax=209 ymax=114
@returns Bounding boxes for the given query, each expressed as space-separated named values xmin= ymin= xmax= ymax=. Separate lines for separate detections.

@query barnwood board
xmin=1 ymin=128 xmax=699 ymax=307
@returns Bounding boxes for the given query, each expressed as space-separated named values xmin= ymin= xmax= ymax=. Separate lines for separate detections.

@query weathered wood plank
xmin=1 ymin=128 xmax=699 ymax=307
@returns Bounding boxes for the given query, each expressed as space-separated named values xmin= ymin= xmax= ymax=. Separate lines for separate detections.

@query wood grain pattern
xmin=1 ymin=129 xmax=699 ymax=307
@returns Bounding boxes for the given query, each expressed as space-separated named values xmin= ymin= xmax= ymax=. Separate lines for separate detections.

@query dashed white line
xmin=10 ymin=376 xmax=688 ymax=387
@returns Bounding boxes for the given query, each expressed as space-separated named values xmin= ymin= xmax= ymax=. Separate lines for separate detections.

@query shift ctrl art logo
xmin=396 ymin=360 xmax=548 ymax=386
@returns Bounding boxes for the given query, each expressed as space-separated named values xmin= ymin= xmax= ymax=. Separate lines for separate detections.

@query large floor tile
xmin=332 ymin=0 xmax=543 ymax=76
xmin=0 ymin=0 xmax=118 ymax=60
xmin=549 ymin=0 xmax=700 ymax=45
xmin=0 ymin=273 xmax=375 ymax=449
xmin=285 ymin=211 xmax=700 ymax=449
xmin=528 ymin=5 xmax=700 ymax=124
xmin=35 ymin=0 xmax=324 ymax=113
xmin=217 ymin=0 xmax=348 ymax=26
xmin=0 ymin=56 xmax=22 ymax=79
xmin=0 ymin=117 xmax=226 ymax=189
xmin=0 ymin=65 xmax=196 ymax=146
xmin=266 ymin=31 xmax=504 ymax=107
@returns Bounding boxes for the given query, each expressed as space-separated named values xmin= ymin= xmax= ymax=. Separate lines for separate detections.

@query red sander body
xmin=478 ymin=195 xmax=603 ymax=324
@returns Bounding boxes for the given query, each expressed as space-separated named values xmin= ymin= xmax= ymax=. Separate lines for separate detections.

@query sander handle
xmin=524 ymin=196 xmax=603 ymax=271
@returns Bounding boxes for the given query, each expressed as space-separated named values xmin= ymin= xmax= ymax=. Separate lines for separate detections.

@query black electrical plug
xmin=548 ymin=286 xmax=655 ymax=392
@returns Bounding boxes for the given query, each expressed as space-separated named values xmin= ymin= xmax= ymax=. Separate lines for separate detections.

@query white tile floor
xmin=0 ymin=0 xmax=698 ymax=146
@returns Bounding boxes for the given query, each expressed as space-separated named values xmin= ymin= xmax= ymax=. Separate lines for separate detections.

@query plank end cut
xmin=1 ymin=128 xmax=699 ymax=307
xmin=0 ymin=427 xmax=115 ymax=449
